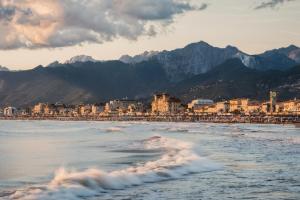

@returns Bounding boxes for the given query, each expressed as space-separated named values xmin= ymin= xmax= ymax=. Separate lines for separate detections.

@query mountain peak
xmin=0 ymin=65 xmax=9 ymax=71
xmin=225 ymin=45 xmax=239 ymax=51
xmin=119 ymin=51 xmax=158 ymax=64
xmin=197 ymin=40 xmax=210 ymax=46
xmin=287 ymin=44 xmax=299 ymax=50
xmin=47 ymin=61 xmax=60 ymax=68
xmin=65 ymin=55 xmax=98 ymax=64
xmin=185 ymin=41 xmax=211 ymax=48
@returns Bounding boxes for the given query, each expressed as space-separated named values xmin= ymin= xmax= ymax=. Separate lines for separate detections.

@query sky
xmin=0 ymin=0 xmax=299 ymax=70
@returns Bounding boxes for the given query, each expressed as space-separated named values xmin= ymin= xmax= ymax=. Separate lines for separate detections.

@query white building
xmin=3 ymin=107 xmax=17 ymax=117
xmin=188 ymin=99 xmax=214 ymax=110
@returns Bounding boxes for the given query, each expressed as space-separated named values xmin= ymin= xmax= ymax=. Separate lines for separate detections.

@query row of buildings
xmin=0 ymin=100 xmax=146 ymax=117
xmin=187 ymin=92 xmax=300 ymax=115
xmin=1 ymin=92 xmax=300 ymax=117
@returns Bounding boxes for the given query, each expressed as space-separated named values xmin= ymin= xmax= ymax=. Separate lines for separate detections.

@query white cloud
xmin=0 ymin=0 xmax=207 ymax=49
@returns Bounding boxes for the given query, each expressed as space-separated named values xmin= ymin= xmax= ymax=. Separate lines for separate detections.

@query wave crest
xmin=9 ymin=136 xmax=221 ymax=200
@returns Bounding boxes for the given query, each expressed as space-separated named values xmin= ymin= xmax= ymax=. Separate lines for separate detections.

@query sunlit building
xmin=229 ymin=99 xmax=249 ymax=113
xmin=105 ymin=99 xmax=140 ymax=113
xmin=32 ymin=103 xmax=46 ymax=115
xmin=281 ymin=99 xmax=300 ymax=115
xmin=151 ymin=93 xmax=182 ymax=114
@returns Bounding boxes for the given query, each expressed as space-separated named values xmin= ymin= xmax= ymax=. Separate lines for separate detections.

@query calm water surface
xmin=0 ymin=120 xmax=299 ymax=199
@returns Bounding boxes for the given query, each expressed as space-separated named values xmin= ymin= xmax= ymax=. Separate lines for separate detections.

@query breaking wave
xmin=8 ymin=136 xmax=221 ymax=200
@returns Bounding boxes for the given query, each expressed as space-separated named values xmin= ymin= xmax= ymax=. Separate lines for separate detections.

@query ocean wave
xmin=152 ymin=127 xmax=189 ymax=133
xmin=8 ymin=136 xmax=221 ymax=200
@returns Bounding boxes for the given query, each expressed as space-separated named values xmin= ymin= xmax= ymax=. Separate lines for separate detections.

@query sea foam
xmin=9 ymin=136 xmax=221 ymax=200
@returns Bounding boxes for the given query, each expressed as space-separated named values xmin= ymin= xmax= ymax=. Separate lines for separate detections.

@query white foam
xmin=9 ymin=136 xmax=221 ymax=200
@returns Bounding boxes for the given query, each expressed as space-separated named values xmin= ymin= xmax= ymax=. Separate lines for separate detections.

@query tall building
xmin=269 ymin=91 xmax=277 ymax=114
xmin=151 ymin=93 xmax=182 ymax=114
xmin=3 ymin=107 xmax=17 ymax=117
xmin=32 ymin=103 xmax=46 ymax=115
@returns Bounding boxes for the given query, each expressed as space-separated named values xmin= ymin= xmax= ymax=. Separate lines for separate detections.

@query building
xmin=269 ymin=91 xmax=277 ymax=114
xmin=44 ymin=104 xmax=56 ymax=115
xmin=55 ymin=103 xmax=67 ymax=115
xmin=188 ymin=99 xmax=214 ymax=111
xmin=205 ymin=105 xmax=218 ymax=114
xmin=229 ymin=99 xmax=249 ymax=113
xmin=20 ymin=107 xmax=32 ymax=116
xmin=246 ymin=101 xmax=261 ymax=115
xmin=151 ymin=93 xmax=182 ymax=114
xmin=128 ymin=102 xmax=144 ymax=115
xmin=3 ymin=107 xmax=17 ymax=117
xmin=91 ymin=103 xmax=105 ymax=115
xmin=215 ymin=101 xmax=230 ymax=113
xmin=281 ymin=100 xmax=300 ymax=115
xmin=79 ymin=104 xmax=92 ymax=116
xmin=261 ymin=92 xmax=279 ymax=115
xmin=32 ymin=103 xmax=46 ymax=115
xmin=105 ymin=99 xmax=139 ymax=113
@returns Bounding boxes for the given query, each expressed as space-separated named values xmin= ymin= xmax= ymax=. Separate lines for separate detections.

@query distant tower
xmin=269 ymin=91 xmax=277 ymax=113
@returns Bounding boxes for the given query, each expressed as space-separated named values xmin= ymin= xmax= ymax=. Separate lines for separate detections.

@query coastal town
xmin=1 ymin=91 xmax=300 ymax=124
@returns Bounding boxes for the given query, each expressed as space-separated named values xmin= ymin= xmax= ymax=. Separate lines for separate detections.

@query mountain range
xmin=0 ymin=41 xmax=300 ymax=107
xmin=120 ymin=41 xmax=300 ymax=81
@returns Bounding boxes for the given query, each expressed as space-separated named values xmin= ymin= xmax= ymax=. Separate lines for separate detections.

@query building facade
xmin=105 ymin=100 xmax=140 ymax=114
xmin=151 ymin=94 xmax=182 ymax=114
xmin=188 ymin=99 xmax=214 ymax=111
xmin=229 ymin=99 xmax=249 ymax=113
xmin=3 ymin=107 xmax=17 ymax=117
xmin=32 ymin=103 xmax=46 ymax=115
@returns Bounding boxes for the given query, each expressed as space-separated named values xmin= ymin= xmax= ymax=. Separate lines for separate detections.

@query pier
xmin=1 ymin=114 xmax=299 ymax=125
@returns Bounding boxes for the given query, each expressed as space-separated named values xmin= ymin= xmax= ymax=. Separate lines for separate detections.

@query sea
xmin=0 ymin=120 xmax=299 ymax=200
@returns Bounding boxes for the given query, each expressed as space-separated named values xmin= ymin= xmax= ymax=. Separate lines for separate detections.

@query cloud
xmin=255 ymin=0 xmax=294 ymax=10
xmin=0 ymin=0 xmax=207 ymax=49
xmin=199 ymin=3 xmax=208 ymax=10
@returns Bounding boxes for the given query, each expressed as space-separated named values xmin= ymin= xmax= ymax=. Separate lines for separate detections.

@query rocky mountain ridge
xmin=119 ymin=41 xmax=300 ymax=81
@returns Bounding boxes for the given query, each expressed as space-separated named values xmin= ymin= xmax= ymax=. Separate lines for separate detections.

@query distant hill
xmin=0 ymin=60 xmax=170 ymax=107
xmin=169 ymin=59 xmax=300 ymax=102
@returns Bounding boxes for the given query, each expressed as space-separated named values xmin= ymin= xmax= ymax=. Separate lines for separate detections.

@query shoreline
xmin=1 ymin=115 xmax=299 ymax=125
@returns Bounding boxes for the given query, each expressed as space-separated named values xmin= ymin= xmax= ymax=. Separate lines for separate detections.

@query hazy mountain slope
xmin=264 ymin=45 xmax=300 ymax=64
xmin=170 ymin=59 xmax=300 ymax=102
xmin=0 ymin=60 xmax=170 ymax=107
xmin=0 ymin=66 xmax=9 ymax=71
xmin=0 ymin=67 xmax=93 ymax=107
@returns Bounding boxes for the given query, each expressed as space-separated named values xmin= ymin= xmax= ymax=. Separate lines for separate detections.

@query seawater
xmin=0 ymin=121 xmax=299 ymax=200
